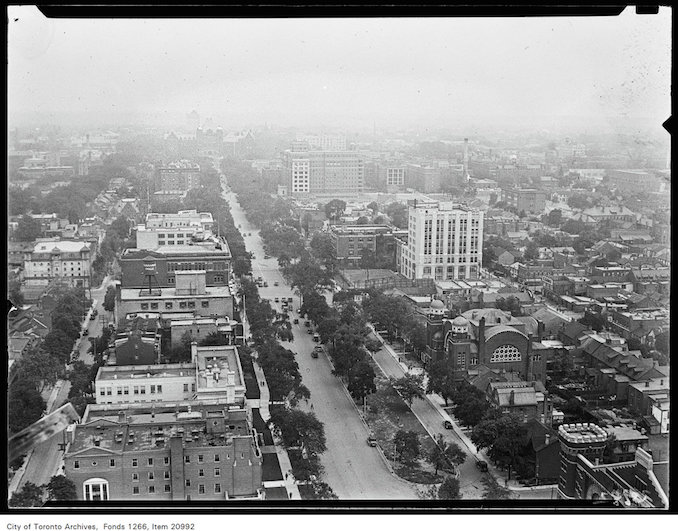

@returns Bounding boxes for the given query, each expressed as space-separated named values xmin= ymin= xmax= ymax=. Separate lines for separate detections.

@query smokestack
xmin=463 ymin=138 xmax=469 ymax=182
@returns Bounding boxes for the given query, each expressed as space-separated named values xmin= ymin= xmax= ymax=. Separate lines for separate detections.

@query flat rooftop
xmin=195 ymin=346 xmax=244 ymax=390
xmin=72 ymin=403 xmax=250 ymax=454
xmin=120 ymin=285 xmax=232 ymax=300
xmin=97 ymin=363 xmax=195 ymax=382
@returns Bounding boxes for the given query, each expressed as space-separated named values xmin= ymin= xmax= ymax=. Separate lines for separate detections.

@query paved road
xmin=75 ymin=275 xmax=116 ymax=365
xmin=222 ymin=175 xmax=416 ymax=499
xmin=15 ymin=381 xmax=72 ymax=493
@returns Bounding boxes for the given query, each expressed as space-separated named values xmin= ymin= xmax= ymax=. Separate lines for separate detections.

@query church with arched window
xmin=424 ymin=303 xmax=548 ymax=385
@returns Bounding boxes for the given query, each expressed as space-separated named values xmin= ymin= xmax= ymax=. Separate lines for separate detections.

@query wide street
xmin=222 ymin=176 xmax=417 ymax=499
xmin=13 ymin=380 xmax=72 ymax=493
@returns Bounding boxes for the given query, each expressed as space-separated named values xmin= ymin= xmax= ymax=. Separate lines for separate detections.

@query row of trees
xmin=361 ymin=291 xmax=427 ymax=355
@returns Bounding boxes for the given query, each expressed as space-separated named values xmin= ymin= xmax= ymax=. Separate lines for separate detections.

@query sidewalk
xmin=251 ymin=354 xmax=299 ymax=500
xmin=369 ymin=326 xmax=556 ymax=494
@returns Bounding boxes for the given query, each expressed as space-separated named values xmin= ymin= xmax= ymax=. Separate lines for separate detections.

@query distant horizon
xmin=8 ymin=6 xmax=670 ymax=141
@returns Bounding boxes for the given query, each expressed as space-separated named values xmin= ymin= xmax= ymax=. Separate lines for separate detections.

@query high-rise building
xmin=283 ymin=149 xmax=364 ymax=196
xmin=400 ymin=200 xmax=483 ymax=281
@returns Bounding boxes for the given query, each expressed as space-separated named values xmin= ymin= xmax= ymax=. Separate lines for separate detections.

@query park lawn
xmin=361 ymin=367 xmax=440 ymax=484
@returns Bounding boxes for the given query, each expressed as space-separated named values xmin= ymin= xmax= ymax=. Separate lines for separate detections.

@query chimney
xmin=478 ymin=317 xmax=486 ymax=357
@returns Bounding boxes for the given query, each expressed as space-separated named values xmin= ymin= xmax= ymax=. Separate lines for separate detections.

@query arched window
xmin=490 ymin=344 xmax=522 ymax=363
xmin=83 ymin=478 xmax=110 ymax=501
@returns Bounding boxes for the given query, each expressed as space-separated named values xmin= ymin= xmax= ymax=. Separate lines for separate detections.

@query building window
xmin=185 ymin=456 xmax=190 ymax=463
xmin=140 ymin=387 xmax=146 ymax=394
xmin=164 ymin=471 xmax=170 ymax=480
xmin=148 ymin=472 xmax=154 ymax=480
xmin=214 ymin=468 xmax=220 ymax=477
xmin=157 ymin=385 xmax=162 ymax=393
xmin=214 ymin=454 xmax=220 ymax=462
xmin=132 ymin=459 xmax=138 ymax=467
xmin=148 ymin=485 xmax=155 ymax=494
xmin=180 ymin=302 xmax=187 ymax=309
xmin=133 ymin=486 xmax=140 ymax=495
xmin=183 ymin=384 xmax=189 ymax=392
xmin=198 ymin=455 xmax=204 ymax=463
xmin=165 ymin=302 xmax=173 ymax=309
xmin=201 ymin=300 xmax=209 ymax=308
xmin=132 ymin=473 xmax=139 ymax=481
xmin=74 ymin=461 xmax=79 ymax=469
xmin=198 ymin=485 xmax=205 ymax=494
xmin=490 ymin=345 xmax=522 ymax=363
xmin=110 ymin=459 xmax=115 ymax=467
xmin=164 ymin=457 xmax=170 ymax=465
xmin=185 ymin=479 xmax=191 ymax=487
xmin=199 ymin=469 xmax=204 ymax=477
xmin=140 ymin=303 xmax=149 ymax=310
xmin=148 ymin=458 xmax=153 ymax=466
xmin=151 ymin=302 xmax=159 ymax=310
xmin=151 ymin=385 xmax=156 ymax=394
xmin=187 ymin=301 xmax=196 ymax=309
xmin=165 ymin=485 xmax=171 ymax=493
xmin=214 ymin=484 xmax=221 ymax=494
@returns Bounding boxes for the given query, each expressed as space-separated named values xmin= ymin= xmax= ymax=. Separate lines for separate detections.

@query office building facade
xmin=400 ymin=200 xmax=483 ymax=281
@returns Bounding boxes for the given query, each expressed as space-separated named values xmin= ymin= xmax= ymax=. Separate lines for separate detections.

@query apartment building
xmin=501 ymin=188 xmax=547 ymax=214
xmin=156 ymin=161 xmax=202 ymax=192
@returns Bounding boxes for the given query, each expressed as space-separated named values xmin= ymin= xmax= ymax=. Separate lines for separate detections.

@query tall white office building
xmin=400 ymin=199 xmax=483 ymax=281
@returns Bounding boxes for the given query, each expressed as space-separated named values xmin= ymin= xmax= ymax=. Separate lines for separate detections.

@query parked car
xmin=307 ymin=329 xmax=313 ymax=335
xmin=264 ymin=255 xmax=270 ymax=259
xmin=367 ymin=435 xmax=378 ymax=447
xmin=443 ymin=420 xmax=453 ymax=429
xmin=476 ymin=460 xmax=489 ymax=472
xmin=274 ymin=281 xmax=279 ymax=286
xmin=287 ymin=297 xmax=293 ymax=303
xmin=89 ymin=314 xmax=96 ymax=321
xmin=83 ymin=329 xmax=89 ymax=336
xmin=311 ymin=349 xmax=319 ymax=359
xmin=313 ymin=333 xmax=320 ymax=342
xmin=293 ymin=318 xmax=299 ymax=324
xmin=263 ymin=281 xmax=268 ymax=287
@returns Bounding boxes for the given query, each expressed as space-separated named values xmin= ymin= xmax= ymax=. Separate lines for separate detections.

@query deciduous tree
xmin=390 ymin=374 xmax=424 ymax=408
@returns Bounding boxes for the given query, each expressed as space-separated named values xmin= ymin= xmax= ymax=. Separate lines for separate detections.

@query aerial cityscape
xmin=6 ymin=6 xmax=671 ymax=511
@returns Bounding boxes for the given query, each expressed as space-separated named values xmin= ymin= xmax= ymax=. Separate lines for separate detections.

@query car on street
xmin=476 ymin=460 xmax=489 ymax=472
xmin=83 ymin=329 xmax=89 ymax=336
xmin=311 ymin=347 xmax=321 ymax=358
xmin=293 ymin=318 xmax=299 ymax=324
xmin=313 ymin=333 xmax=320 ymax=342
xmin=288 ymin=297 xmax=293 ymax=303
xmin=367 ymin=434 xmax=378 ymax=447
xmin=275 ymin=297 xmax=280 ymax=303
xmin=90 ymin=314 xmax=96 ymax=321
xmin=263 ymin=281 xmax=268 ymax=287
xmin=307 ymin=329 xmax=313 ymax=334
xmin=274 ymin=281 xmax=279 ymax=286
xmin=443 ymin=420 xmax=453 ymax=429
xmin=264 ymin=255 xmax=270 ymax=259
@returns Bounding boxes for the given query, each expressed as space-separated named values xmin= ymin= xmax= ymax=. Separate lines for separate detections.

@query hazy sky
xmin=8 ymin=6 xmax=672 ymax=132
